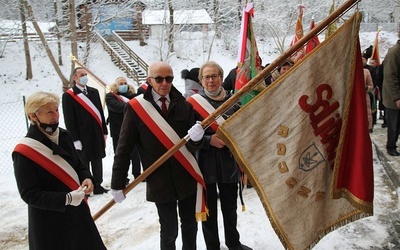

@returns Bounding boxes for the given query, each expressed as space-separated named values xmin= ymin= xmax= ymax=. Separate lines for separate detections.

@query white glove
xmin=65 ymin=187 xmax=85 ymax=206
xmin=188 ymin=123 xmax=204 ymax=142
xmin=73 ymin=140 xmax=82 ymax=150
xmin=111 ymin=189 xmax=126 ymax=203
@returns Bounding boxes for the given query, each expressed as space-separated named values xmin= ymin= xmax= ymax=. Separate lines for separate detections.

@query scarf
xmin=204 ymin=86 xmax=226 ymax=101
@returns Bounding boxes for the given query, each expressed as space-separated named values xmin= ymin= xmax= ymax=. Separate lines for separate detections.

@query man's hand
xmin=396 ymin=99 xmax=400 ymax=109
xmin=111 ymin=189 xmax=126 ymax=203
xmin=188 ymin=123 xmax=204 ymax=142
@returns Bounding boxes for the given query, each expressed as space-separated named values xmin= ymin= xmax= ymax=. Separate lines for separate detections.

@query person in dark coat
xmin=382 ymin=40 xmax=400 ymax=156
xmin=106 ymin=77 xmax=142 ymax=180
xmin=12 ymin=91 xmax=106 ymax=250
xmin=222 ymin=66 xmax=237 ymax=93
xmin=62 ymin=67 xmax=109 ymax=195
xmin=196 ymin=61 xmax=252 ymax=250
xmin=111 ymin=61 xmax=205 ymax=249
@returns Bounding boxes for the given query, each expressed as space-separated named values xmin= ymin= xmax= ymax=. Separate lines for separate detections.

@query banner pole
xmin=92 ymin=0 xmax=361 ymax=221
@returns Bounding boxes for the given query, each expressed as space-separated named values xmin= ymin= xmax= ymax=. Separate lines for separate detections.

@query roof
xmin=142 ymin=9 xmax=213 ymax=25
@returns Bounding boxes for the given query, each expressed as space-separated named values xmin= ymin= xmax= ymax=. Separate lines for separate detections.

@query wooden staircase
xmin=95 ymin=31 xmax=148 ymax=86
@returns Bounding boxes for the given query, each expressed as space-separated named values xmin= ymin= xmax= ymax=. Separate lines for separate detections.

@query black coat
xmin=195 ymin=90 xmax=241 ymax=184
xmin=12 ymin=125 xmax=106 ymax=250
xmin=62 ymin=85 xmax=108 ymax=161
xmin=105 ymin=91 xmax=136 ymax=138
xmin=111 ymin=86 xmax=200 ymax=203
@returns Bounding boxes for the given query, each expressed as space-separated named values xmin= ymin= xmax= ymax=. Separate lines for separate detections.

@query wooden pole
xmin=93 ymin=0 xmax=361 ymax=221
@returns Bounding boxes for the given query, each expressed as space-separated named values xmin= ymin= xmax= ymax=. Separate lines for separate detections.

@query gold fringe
xmin=196 ymin=212 xmax=207 ymax=222
xmin=242 ymin=204 xmax=246 ymax=212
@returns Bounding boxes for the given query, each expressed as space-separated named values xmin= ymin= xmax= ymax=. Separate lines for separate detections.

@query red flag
xmin=370 ymin=28 xmax=381 ymax=66
xmin=290 ymin=4 xmax=305 ymax=62
xmin=333 ymin=40 xmax=374 ymax=207
xmin=234 ymin=3 xmax=263 ymax=105
xmin=305 ymin=17 xmax=320 ymax=54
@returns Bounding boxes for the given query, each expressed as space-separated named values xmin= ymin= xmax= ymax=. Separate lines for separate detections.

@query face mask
xmin=118 ymin=85 xmax=128 ymax=93
xmin=80 ymin=75 xmax=88 ymax=85
xmin=37 ymin=117 xmax=59 ymax=134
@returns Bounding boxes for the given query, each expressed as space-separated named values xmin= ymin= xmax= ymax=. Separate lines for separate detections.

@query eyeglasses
xmin=202 ymin=74 xmax=220 ymax=81
xmin=150 ymin=76 xmax=174 ymax=84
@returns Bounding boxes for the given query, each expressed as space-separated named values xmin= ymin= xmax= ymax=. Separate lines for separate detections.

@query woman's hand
xmin=81 ymin=178 xmax=94 ymax=194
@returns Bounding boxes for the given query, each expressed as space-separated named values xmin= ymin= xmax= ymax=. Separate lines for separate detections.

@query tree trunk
xmin=168 ymin=0 xmax=174 ymax=53
xmin=68 ymin=0 xmax=78 ymax=90
xmin=22 ymin=0 xmax=68 ymax=87
xmin=54 ymin=0 xmax=63 ymax=66
xmin=20 ymin=0 xmax=32 ymax=80
xmin=83 ymin=2 xmax=91 ymax=65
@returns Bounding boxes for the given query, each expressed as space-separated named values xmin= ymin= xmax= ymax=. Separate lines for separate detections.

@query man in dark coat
xmin=111 ymin=61 xmax=204 ymax=249
xmin=13 ymin=91 xmax=106 ymax=250
xmin=62 ymin=67 xmax=109 ymax=194
xmin=382 ymin=40 xmax=400 ymax=156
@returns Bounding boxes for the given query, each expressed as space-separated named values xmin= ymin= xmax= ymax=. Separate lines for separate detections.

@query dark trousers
xmin=112 ymin=136 xmax=141 ymax=178
xmin=80 ymin=156 xmax=103 ymax=187
xmin=155 ymin=193 xmax=197 ymax=250
xmin=385 ymin=107 xmax=400 ymax=150
xmin=202 ymin=183 xmax=241 ymax=250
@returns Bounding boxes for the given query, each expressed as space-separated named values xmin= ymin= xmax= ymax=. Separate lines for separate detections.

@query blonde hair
xmin=25 ymin=91 xmax=60 ymax=125
xmin=108 ymin=79 xmax=136 ymax=94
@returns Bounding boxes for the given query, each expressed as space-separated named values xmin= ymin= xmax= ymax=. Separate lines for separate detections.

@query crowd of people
xmin=12 ymin=34 xmax=400 ymax=248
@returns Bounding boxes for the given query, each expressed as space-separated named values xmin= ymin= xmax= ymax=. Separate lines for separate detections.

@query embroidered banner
xmin=217 ymin=13 xmax=373 ymax=250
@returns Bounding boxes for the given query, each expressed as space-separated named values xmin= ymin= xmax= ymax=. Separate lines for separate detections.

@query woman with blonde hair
xmin=12 ymin=91 xmax=106 ymax=249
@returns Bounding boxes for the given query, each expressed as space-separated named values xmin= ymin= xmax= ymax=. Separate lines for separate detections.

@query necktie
xmin=159 ymin=97 xmax=168 ymax=117
xmin=82 ymin=88 xmax=88 ymax=95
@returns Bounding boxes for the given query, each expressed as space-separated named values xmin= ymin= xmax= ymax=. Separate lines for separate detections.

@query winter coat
xmin=105 ymin=91 xmax=136 ymax=138
xmin=195 ymin=90 xmax=241 ymax=184
xmin=12 ymin=125 xmax=106 ymax=250
xmin=62 ymin=85 xmax=108 ymax=161
xmin=111 ymin=85 xmax=200 ymax=203
xmin=383 ymin=40 xmax=400 ymax=110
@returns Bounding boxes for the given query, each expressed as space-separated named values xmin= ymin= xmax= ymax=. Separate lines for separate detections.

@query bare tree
xmin=54 ymin=0 xmax=63 ymax=66
xmin=20 ymin=0 xmax=32 ymax=80
xmin=68 ymin=0 xmax=78 ymax=90
xmin=168 ymin=0 xmax=174 ymax=53
xmin=21 ymin=0 xmax=69 ymax=87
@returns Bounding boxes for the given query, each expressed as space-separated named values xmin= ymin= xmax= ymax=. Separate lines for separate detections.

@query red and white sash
xmin=186 ymin=94 xmax=225 ymax=132
xmin=66 ymin=89 xmax=105 ymax=139
xmin=13 ymin=137 xmax=88 ymax=204
xmin=110 ymin=91 xmax=130 ymax=103
xmin=129 ymin=95 xmax=207 ymax=221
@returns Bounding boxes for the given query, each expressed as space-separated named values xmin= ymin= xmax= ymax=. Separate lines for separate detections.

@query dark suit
xmin=62 ymin=85 xmax=108 ymax=188
xmin=12 ymin=125 xmax=106 ymax=250
xmin=111 ymin=85 xmax=201 ymax=249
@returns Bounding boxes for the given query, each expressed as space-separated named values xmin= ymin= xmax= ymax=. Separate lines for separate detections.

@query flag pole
xmin=92 ymin=0 xmax=361 ymax=221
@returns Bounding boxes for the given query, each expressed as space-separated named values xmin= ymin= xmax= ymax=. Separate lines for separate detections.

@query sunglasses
xmin=149 ymin=76 xmax=174 ymax=84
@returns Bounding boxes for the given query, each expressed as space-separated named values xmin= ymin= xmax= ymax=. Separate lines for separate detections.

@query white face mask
xmin=80 ymin=75 xmax=88 ymax=85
